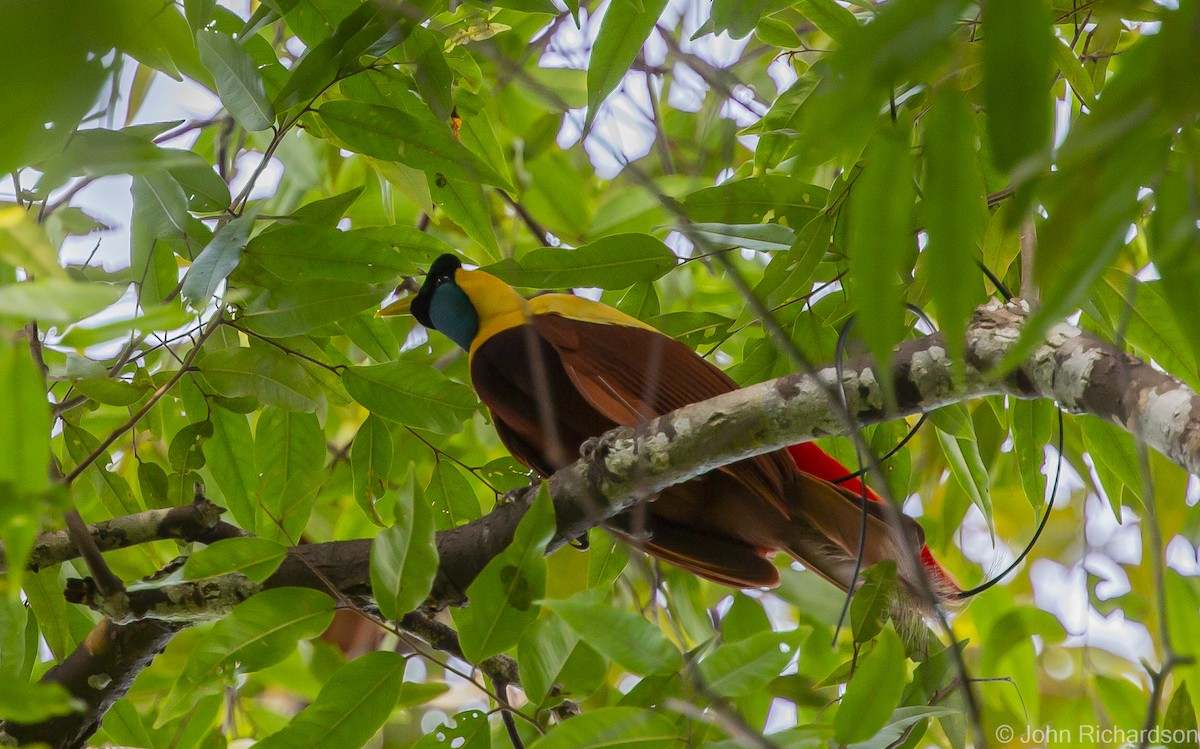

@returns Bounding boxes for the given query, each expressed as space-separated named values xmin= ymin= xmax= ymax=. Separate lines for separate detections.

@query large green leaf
xmin=182 ymin=211 xmax=255 ymax=308
xmin=240 ymin=280 xmax=385 ymax=337
xmin=252 ymin=651 xmax=406 ymax=749
xmin=533 ymin=707 xmax=680 ymax=749
xmin=0 ymin=682 xmax=81 ymax=723
xmin=922 ymin=85 xmax=987 ymax=374
xmin=158 ymin=588 xmax=335 ymax=724
xmin=847 ymin=127 xmax=914 ymax=406
xmin=980 ymin=0 xmax=1054 ymax=178
xmin=0 ymin=206 xmax=68 ymax=279
xmin=342 ymin=361 xmax=477 ymax=434
xmin=239 ymin=223 xmax=412 ymax=286
xmin=255 ymin=408 xmax=324 ymax=539
xmin=518 ymin=615 xmax=606 ymax=705
xmin=0 ymin=280 xmax=123 ymax=324
xmin=320 ymin=100 xmax=511 ymax=189
xmin=182 ymin=537 xmax=288 ymax=582
xmin=1149 ymin=160 xmax=1200 ymax=371
xmin=543 ymin=590 xmax=683 ymax=676
xmin=204 ymin=405 xmax=258 ymax=530
xmin=833 ymin=626 xmax=908 ymax=744
xmin=698 ymin=628 xmax=808 ymax=698
xmin=425 ymin=460 xmax=483 ymax=531
xmin=370 ymin=470 xmax=438 ymax=620
xmin=199 ymin=346 xmax=323 ymax=412
xmin=485 ymin=234 xmax=676 ymax=290
xmin=196 ymin=29 xmax=275 ymax=131
xmin=451 ymin=485 xmax=556 ymax=662
xmin=351 ymin=414 xmax=393 ymax=525
xmin=584 ymin=0 xmax=670 ymax=133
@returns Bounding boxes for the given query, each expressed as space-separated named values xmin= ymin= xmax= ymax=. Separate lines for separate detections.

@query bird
xmin=400 ymin=253 xmax=960 ymax=612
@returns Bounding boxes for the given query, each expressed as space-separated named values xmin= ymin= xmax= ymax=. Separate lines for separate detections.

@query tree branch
xmin=0 ymin=496 xmax=243 ymax=573
xmin=12 ymin=298 xmax=1200 ymax=747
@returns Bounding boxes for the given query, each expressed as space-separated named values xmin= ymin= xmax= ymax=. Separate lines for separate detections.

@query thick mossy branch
xmin=10 ymin=298 xmax=1200 ymax=748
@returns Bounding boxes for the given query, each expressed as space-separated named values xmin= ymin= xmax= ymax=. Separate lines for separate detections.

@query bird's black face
xmin=412 ymin=254 xmax=479 ymax=351
xmin=411 ymin=254 xmax=462 ymax=329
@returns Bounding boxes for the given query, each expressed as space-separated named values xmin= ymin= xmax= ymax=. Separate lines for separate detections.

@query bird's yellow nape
xmin=376 ymin=295 xmax=413 ymax=318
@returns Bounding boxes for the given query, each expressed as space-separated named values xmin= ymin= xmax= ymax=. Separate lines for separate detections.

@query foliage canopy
xmin=2 ymin=0 xmax=1200 ymax=747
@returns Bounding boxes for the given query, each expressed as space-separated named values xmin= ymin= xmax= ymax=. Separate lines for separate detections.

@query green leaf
xmin=936 ymin=427 xmax=992 ymax=529
xmin=170 ymin=159 xmax=232 ymax=212
xmin=850 ymin=561 xmax=896 ymax=644
xmin=0 ymin=682 xmax=81 ymax=723
xmin=370 ymin=470 xmax=438 ymax=620
xmin=240 ymin=280 xmax=385 ymax=337
xmin=485 ymin=234 xmax=676 ymax=290
xmin=755 ymin=17 xmax=803 ymax=49
xmin=980 ymin=0 xmax=1054 ymax=178
xmin=413 ymin=709 xmax=491 ymax=749
xmin=0 ymin=339 xmax=52 ymax=500
xmin=57 ymin=303 xmax=193 ymax=349
xmin=252 ymin=651 xmax=406 ymax=749
xmin=255 ymin=408 xmax=324 ymax=540
xmin=1149 ymin=161 xmax=1200 ymax=373
xmin=585 ymin=0 xmax=670 ymax=133
xmin=0 ymin=280 xmax=124 ymax=324
xmin=1163 ymin=682 xmax=1198 ymax=747
xmin=923 ymin=86 xmax=987 ymax=375
xmin=1052 ymin=36 xmax=1096 ymax=106
xmin=320 ymin=100 xmax=511 ymax=189
xmin=1080 ymin=415 xmax=1141 ymax=516
xmin=182 ymin=212 xmax=255 ymax=307
xmin=158 ymin=588 xmax=336 ymax=724
xmin=795 ymin=0 xmax=858 ymax=42
xmin=543 ymin=590 xmax=683 ymax=676
xmin=847 ymin=127 xmax=914 ymax=407
xmin=204 ymin=405 xmax=258 ymax=530
xmin=1010 ymin=398 xmax=1054 ymax=511
xmin=342 ymin=361 xmax=477 ymax=434
xmin=452 ymin=485 xmax=556 ymax=661
xmin=699 ymin=628 xmax=807 ymax=698
xmin=834 ymin=626 xmax=907 ymax=744
xmin=683 ymin=175 xmax=827 ymax=229
xmin=798 ymin=0 xmax=970 ymax=167
xmin=426 ymin=460 xmax=483 ymax=531
xmin=518 ymin=615 xmax=606 ymax=705
xmin=240 ymin=223 xmax=414 ymax=286
xmin=35 ymin=129 xmax=206 ymax=189
xmin=351 ymin=414 xmax=393 ymax=525
xmin=405 ymin=25 xmax=453 ymax=120
xmin=183 ymin=538 xmax=288 ymax=582
xmin=534 ymin=707 xmax=680 ymax=749
xmin=689 ymin=223 xmax=796 ymax=253
xmin=197 ymin=29 xmax=275 ymax=131
xmin=0 ymin=206 xmax=68 ymax=279
xmin=428 ymin=175 xmax=500 ymax=261
xmin=199 ymin=346 xmax=322 ymax=412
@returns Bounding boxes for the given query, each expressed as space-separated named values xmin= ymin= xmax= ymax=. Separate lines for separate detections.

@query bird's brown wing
xmin=470 ymin=324 xmax=620 ymax=475
xmin=532 ymin=313 xmax=795 ymax=516
xmin=533 ymin=313 xmax=935 ymax=599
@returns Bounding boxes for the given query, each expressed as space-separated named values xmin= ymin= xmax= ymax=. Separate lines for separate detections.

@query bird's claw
xmin=580 ymin=433 xmax=616 ymax=464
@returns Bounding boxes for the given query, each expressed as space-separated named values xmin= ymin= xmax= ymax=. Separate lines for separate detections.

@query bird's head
xmin=411 ymin=254 xmax=479 ymax=350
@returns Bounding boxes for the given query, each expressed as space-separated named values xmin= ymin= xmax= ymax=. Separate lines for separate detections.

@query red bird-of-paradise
xmin=397 ymin=254 xmax=960 ymax=613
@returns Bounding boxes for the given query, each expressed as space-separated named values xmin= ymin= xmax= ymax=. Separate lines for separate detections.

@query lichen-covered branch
xmin=12 ymin=298 xmax=1200 ymax=749
xmin=0 ymin=496 xmax=243 ymax=573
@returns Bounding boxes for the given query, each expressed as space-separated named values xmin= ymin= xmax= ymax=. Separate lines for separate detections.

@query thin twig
xmin=62 ymin=312 xmax=224 ymax=484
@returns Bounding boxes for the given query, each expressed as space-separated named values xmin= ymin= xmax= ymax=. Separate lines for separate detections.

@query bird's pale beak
xmin=376 ymin=296 xmax=413 ymax=318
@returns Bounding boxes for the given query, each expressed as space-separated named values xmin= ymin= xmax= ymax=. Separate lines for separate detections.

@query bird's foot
xmin=579 ymin=432 xmax=617 ymax=464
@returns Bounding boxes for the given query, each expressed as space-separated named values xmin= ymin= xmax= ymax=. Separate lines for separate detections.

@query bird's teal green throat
xmin=412 ymin=254 xmax=479 ymax=351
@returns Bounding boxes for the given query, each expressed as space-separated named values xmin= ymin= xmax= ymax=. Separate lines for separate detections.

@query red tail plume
xmin=786 ymin=443 xmax=960 ymax=595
